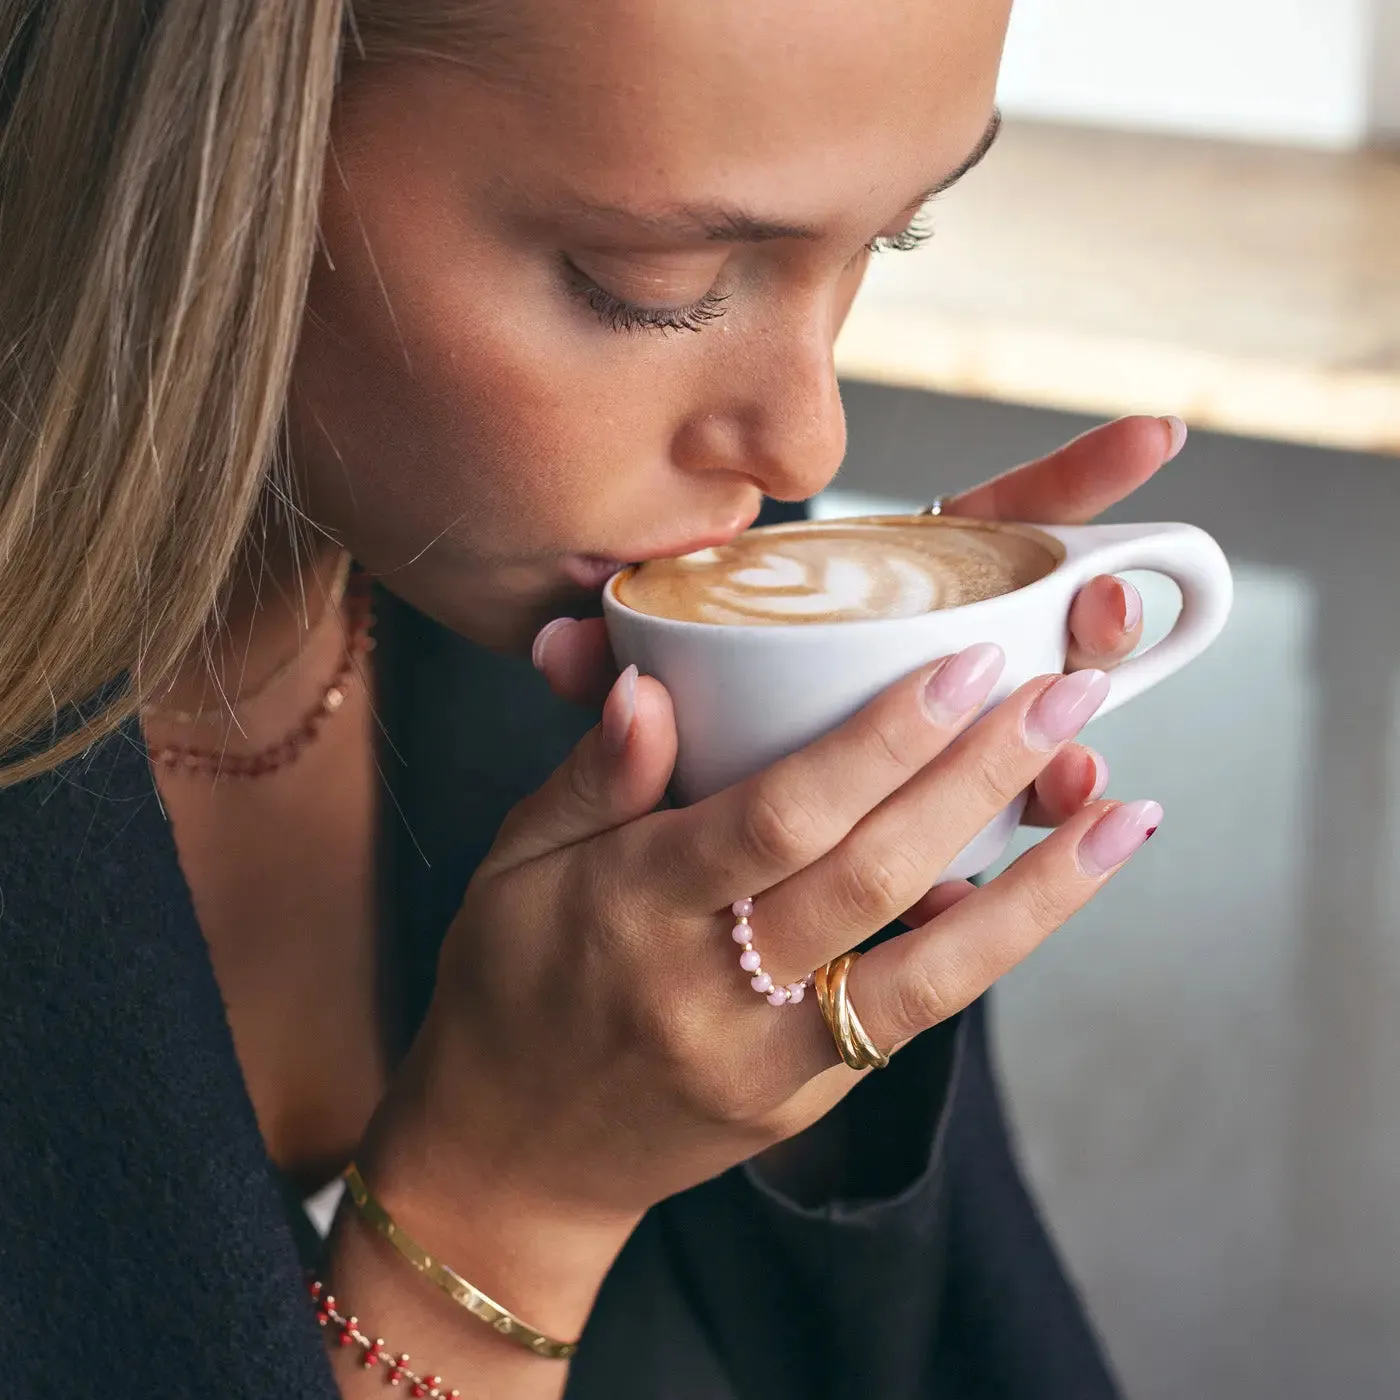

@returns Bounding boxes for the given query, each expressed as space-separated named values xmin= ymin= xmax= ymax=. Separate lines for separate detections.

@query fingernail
xmin=1024 ymin=669 xmax=1110 ymax=749
xmin=1159 ymin=415 xmax=1188 ymax=462
xmin=1086 ymin=748 xmax=1110 ymax=801
xmin=1078 ymin=799 xmax=1162 ymax=877
xmin=602 ymin=664 xmax=638 ymax=755
xmin=531 ymin=617 xmax=573 ymax=672
xmin=922 ymin=643 xmax=1005 ymax=725
xmin=1116 ymin=579 xmax=1143 ymax=633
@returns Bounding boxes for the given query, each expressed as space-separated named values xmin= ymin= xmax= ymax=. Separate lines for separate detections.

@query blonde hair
xmin=0 ymin=1 xmax=497 ymax=783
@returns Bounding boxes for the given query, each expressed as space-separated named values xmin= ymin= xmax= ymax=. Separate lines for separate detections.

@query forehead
xmin=395 ymin=0 xmax=1011 ymax=226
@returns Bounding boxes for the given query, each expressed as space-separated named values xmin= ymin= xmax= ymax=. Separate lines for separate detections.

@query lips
xmin=559 ymin=554 xmax=626 ymax=591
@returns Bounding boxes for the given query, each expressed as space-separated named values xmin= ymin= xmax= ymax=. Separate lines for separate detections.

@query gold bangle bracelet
xmin=342 ymin=1163 xmax=580 ymax=1361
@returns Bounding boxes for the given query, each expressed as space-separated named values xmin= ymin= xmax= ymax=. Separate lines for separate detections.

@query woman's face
xmin=289 ymin=0 xmax=1011 ymax=650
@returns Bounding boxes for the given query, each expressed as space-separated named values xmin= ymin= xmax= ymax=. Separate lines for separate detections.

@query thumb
xmin=489 ymin=666 xmax=677 ymax=869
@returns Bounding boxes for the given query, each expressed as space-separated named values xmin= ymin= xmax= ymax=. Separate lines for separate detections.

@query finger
xmin=1024 ymin=744 xmax=1108 ymax=827
xmin=841 ymin=797 xmax=1163 ymax=1055
xmin=488 ymin=667 xmax=676 ymax=869
xmin=654 ymin=643 xmax=1007 ymax=909
xmin=899 ymin=878 xmax=977 ymax=929
xmin=1066 ymin=576 xmax=1143 ymax=673
xmin=532 ymin=616 xmax=618 ymax=707
xmin=946 ymin=415 xmax=1186 ymax=525
xmin=763 ymin=669 xmax=1111 ymax=982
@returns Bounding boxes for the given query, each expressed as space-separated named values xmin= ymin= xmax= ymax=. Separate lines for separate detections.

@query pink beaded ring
xmin=729 ymin=896 xmax=813 ymax=1008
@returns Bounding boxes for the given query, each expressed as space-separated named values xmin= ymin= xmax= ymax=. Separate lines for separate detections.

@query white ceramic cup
xmin=603 ymin=517 xmax=1233 ymax=880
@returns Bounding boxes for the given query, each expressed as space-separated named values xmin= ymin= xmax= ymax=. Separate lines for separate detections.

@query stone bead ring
xmin=728 ymin=897 xmax=812 ymax=1007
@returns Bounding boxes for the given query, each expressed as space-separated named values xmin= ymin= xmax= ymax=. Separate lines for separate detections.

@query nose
xmin=672 ymin=323 xmax=848 ymax=503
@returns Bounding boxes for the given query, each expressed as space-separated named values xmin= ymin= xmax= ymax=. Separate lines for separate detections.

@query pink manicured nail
xmin=921 ymin=643 xmax=1006 ymax=725
xmin=1085 ymin=748 xmax=1110 ymax=801
xmin=1078 ymin=799 xmax=1162 ymax=877
xmin=1024 ymin=670 xmax=1110 ymax=749
xmin=1160 ymin=415 xmax=1188 ymax=462
xmin=602 ymin=665 xmax=637 ymax=755
xmin=531 ymin=617 xmax=574 ymax=672
xmin=1117 ymin=580 xmax=1143 ymax=633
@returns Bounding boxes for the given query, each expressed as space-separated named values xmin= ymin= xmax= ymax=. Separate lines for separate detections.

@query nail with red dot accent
xmin=1077 ymin=799 xmax=1163 ymax=878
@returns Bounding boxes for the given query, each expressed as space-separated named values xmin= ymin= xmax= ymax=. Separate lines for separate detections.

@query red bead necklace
xmin=146 ymin=569 xmax=374 ymax=781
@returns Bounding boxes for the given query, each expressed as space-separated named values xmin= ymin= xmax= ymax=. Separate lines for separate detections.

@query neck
xmin=150 ymin=530 xmax=350 ymax=722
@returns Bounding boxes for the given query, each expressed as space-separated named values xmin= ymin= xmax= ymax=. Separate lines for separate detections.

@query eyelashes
xmin=865 ymin=210 xmax=935 ymax=255
xmin=564 ymin=260 xmax=731 ymax=334
xmin=565 ymin=213 xmax=934 ymax=336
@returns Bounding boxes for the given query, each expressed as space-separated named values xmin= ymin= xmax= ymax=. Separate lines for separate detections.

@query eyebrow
xmin=559 ymin=108 xmax=1002 ymax=245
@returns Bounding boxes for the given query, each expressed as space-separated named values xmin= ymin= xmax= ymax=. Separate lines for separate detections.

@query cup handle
xmin=1049 ymin=522 xmax=1234 ymax=717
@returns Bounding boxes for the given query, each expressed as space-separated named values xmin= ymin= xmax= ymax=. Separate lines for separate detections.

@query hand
xmin=362 ymin=645 xmax=1161 ymax=1335
xmin=534 ymin=414 xmax=1187 ymax=829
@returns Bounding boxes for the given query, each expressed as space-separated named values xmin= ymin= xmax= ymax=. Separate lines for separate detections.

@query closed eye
xmin=562 ymin=256 xmax=730 ymax=333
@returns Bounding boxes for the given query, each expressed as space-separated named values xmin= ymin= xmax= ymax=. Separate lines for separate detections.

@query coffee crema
xmin=614 ymin=516 xmax=1061 ymax=625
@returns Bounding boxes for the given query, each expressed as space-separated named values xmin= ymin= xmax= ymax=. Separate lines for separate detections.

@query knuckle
xmin=564 ymin=753 xmax=600 ymax=811
xmin=643 ymin=983 xmax=709 ymax=1060
xmin=1011 ymin=870 xmax=1071 ymax=936
xmin=835 ymin=846 xmax=908 ymax=925
xmin=742 ymin=784 xmax=826 ymax=869
xmin=646 ymin=976 xmax=797 ymax=1127
xmin=691 ymin=1064 xmax=768 ymax=1128
xmin=958 ymin=741 xmax=1023 ymax=811
xmin=642 ymin=995 xmax=767 ymax=1125
xmin=893 ymin=961 xmax=961 ymax=1033
xmin=860 ymin=710 xmax=914 ymax=773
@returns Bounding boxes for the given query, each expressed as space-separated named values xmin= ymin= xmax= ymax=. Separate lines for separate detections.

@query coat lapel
xmin=0 ymin=722 xmax=333 ymax=1394
xmin=0 ymin=595 xmax=595 ymax=1395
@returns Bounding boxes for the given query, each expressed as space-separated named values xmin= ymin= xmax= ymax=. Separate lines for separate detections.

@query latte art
xmin=615 ymin=517 xmax=1060 ymax=625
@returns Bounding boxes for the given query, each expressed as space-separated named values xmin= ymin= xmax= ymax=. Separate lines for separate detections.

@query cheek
xmin=290 ymin=222 xmax=684 ymax=566
xmin=292 ymin=291 xmax=572 ymax=562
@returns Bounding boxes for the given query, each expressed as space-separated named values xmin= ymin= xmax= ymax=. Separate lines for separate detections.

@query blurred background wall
xmin=826 ymin=7 xmax=1400 ymax=1396
xmin=1000 ymin=0 xmax=1397 ymax=146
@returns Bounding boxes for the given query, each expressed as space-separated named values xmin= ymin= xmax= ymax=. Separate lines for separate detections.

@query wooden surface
xmin=835 ymin=121 xmax=1400 ymax=455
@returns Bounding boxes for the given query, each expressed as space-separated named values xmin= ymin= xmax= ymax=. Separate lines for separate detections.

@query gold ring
xmin=814 ymin=952 xmax=890 ymax=1071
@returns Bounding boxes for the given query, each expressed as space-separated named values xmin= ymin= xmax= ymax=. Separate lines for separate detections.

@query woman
xmin=0 ymin=3 xmax=1177 ymax=1397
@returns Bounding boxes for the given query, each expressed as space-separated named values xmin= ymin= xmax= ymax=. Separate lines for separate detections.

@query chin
xmin=368 ymin=541 xmax=615 ymax=655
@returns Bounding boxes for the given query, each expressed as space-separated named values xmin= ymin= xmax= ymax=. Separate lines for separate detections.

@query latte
xmin=614 ymin=516 xmax=1061 ymax=625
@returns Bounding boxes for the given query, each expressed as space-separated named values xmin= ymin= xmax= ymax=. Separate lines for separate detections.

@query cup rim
xmin=602 ymin=517 xmax=1070 ymax=635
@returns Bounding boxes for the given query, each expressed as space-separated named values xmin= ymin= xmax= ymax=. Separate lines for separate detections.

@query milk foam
xmin=616 ymin=518 xmax=1060 ymax=626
